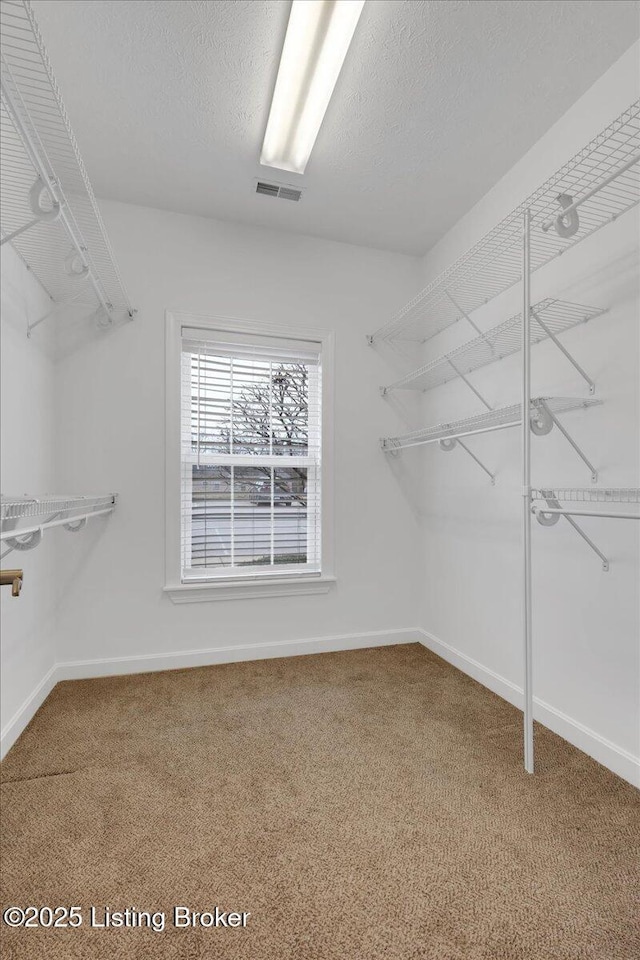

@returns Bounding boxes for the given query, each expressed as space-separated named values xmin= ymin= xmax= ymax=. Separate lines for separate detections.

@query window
xmin=165 ymin=313 xmax=334 ymax=601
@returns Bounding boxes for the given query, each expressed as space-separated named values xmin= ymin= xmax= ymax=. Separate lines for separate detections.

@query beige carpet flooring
xmin=1 ymin=643 xmax=638 ymax=960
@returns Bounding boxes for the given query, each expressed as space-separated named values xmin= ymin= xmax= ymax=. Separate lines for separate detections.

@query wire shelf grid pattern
xmin=532 ymin=488 xmax=640 ymax=504
xmin=382 ymin=397 xmax=600 ymax=451
xmin=382 ymin=299 xmax=605 ymax=394
xmin=1 ymin=494 xmax=116 ymax=528
xmin=0 ymin=0 xmax=132 ymax=321
xmin=372 ymin=103 xmax=640 ymax=343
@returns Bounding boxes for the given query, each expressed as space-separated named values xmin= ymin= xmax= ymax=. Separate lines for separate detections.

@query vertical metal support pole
xmin=522 ymin=209 xmax=534 ymax=774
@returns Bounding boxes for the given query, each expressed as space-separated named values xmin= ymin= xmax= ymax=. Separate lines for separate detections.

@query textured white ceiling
xmin=31 ymin=0 xmax=640 ymax=255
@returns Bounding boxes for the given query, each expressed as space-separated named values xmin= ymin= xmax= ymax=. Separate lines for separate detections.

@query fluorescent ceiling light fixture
xmin=261 ymin=0 xmax=365 ymax=175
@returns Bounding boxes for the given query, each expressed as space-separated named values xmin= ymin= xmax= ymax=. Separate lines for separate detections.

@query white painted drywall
xmin=411 ymin=43 xmax=640 ymax=764
xmin=51 ymin=208 xmax=423 ymax=666
xmin=0 ymin=245 xmax=58 ymax=735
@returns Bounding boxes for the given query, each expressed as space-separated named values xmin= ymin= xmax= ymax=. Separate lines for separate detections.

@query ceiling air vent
xmin=256 ymin=181 xmax=302 ymax=202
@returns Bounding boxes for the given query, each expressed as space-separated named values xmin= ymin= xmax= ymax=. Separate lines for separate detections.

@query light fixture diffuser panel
xmin=261 ymin=0 xmax=365 ymax=175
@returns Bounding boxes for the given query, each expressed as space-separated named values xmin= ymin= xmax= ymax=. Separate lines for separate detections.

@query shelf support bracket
xmin=0 ymin=177 xmax=62 ymax=247
xmin=533 ymin=502 xmax=609 ymax=571
xmin=447 ymin=359 xmax=492 ymax=410
xmin=439 ymin=437 xmax=495 ymax=484
xmin=27 ymin=288 xmax=89 ymax=335
xmin=561 ymin=515 xmax=609 ymax=571
xmin=531 ymin=309 xmax=595 ymax=394
xmin=444 ymin=290 xmax=495 ymax=353
xmin=537 ymin=401 xmax=598 ymax=482
xmin=1 ymin=216 xmax=45 ymax=246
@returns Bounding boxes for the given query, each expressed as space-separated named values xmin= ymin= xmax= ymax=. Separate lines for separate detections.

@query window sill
xmin=163 ymin=575 xmax=337 ymax=604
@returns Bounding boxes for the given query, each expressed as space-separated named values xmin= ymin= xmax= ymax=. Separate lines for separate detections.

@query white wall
xmin=51 ymin=206 xmax=423 ymax=670
xmin=410 ymin=44 xmax=640 ymax=775
xmin=0 ymin=245 xmax=58 ymax=738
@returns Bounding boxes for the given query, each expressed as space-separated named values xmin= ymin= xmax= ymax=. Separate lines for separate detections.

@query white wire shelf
xmin=381 ymin=397 xmax=600 ymax=451
xmin=1 ymin=494 xmax=115 ymax=524
xmin=531 ymin=490 xmax=639 ymax=567
xmin=370 ymin=103 xmax=640 ymax=344
xmin=381 ymin=299 xmax=605 ymax=395
xmin=532 ymin=488 xmax=640 ymax=504
xmin=1 ymin=494 xmax=116 ymax=556
xmin=0 ymin=0 xmax=134 ymax=330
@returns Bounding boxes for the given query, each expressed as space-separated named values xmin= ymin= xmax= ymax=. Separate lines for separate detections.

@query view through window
xmin=181 ymin=332 xmax=322 ymax=579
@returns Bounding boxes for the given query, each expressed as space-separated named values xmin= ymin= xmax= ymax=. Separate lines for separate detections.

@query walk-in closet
xmin=1 ymin=2 xmax=638 ymax=958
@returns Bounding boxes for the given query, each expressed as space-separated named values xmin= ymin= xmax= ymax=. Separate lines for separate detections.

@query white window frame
xmin=164 ymin=311 xmax=335 ymax=603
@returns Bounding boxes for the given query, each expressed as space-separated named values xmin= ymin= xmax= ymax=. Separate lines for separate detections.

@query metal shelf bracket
xmin=531 ymin=308 xmax=595 ymax=394
xmin=533 ymin=498 xmax=609 ymax=571
xmin=27 ymin=288 xmax=92 ymax=336
xmin=438 ymin=437 xmax=495 ymax=484
xmin=444 ymin=289 xmax=495 ymax=353
xmin=534 ymin=401 xmax=598 ymax=481
xmin=0 ymin=176 xmax=62 ymax=246
xmin=446 ymin=358 xmax=493 ymax=410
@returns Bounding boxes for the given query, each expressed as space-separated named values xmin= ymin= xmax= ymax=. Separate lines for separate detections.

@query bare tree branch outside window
xmin=193 ymin=363 xmax=309 ymax=505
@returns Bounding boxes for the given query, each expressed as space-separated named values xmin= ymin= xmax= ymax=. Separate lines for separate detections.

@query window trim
xmin=164 ymin=310 xmax=335 ymax=602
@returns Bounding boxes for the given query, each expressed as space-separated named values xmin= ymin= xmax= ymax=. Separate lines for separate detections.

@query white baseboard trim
xmin=1 ymin=628 xmax=420 ymax=759
xmin=419 ymin=629 xmax=640 ymax=789
xmin=56 ymin=628 xmax=421 ymax=681
xmin=0 ymin=664 xmax=57 ymax=761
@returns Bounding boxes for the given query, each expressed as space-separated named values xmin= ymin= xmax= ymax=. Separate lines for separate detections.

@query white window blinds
xmin=180 ymin=328 xmax=322 ymax=580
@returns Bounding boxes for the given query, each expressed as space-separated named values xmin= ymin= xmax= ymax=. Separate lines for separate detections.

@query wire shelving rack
xmin=0 ymin=0 xmax=134 ymax=333
xmin=382 ymin=397 xmax=599 ymax=449
xmin=382 ymin=397 xmax=601 ymax=485
xmin=369 ymin=103 xmax=640 ymax=345
xmin=532 ymin=488 xmax=640 ymax=504
xmin=530 ymin=488 xmax=640 ymax=571
xmin=1 ymin=494 xmax=116 ymax=558
xmin=380 ymin=300 xmax=605 ymax=396
xmin=373 ymin=103 xmax=640 ymax=776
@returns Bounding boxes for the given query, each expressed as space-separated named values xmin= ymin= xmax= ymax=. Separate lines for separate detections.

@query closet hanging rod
xmin=531 ymin=506 xmax=640 ymax=521
xmin=0 ymin=506 xmax=114 ymax=541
